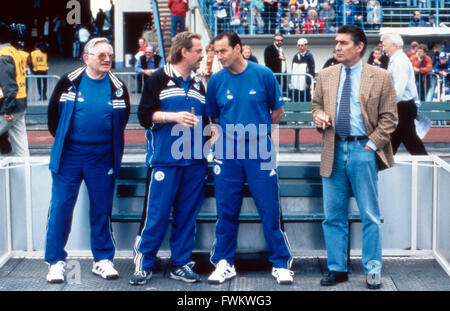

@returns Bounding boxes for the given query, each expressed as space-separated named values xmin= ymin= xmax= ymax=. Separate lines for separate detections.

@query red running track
xmin=28 ymin=128 xmax=450 ymax=146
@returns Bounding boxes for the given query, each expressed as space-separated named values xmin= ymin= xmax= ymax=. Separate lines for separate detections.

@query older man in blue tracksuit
xmin=45 ymin=38 xmax=130 ymax=284
xmin=130 ymin=32 xmax=209 ymax=286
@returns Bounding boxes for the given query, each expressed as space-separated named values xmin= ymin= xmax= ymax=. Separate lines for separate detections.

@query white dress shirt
xmin=387 ymin=49 xmax=419 ymax=105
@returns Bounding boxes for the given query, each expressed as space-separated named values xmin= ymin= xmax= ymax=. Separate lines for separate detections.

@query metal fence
xmin=21 ymin=72 xmax=450 ymax=127
xmin=200 ymin=0 xmax=450 ymax=36
xmin=26 ymin=75 xmax=60 ymax=106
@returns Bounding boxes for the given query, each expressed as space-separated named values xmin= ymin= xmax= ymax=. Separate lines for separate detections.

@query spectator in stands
xmin=366 ymin=0 xmax=382 ymax=30
xmin=368 ymin=41 xmax=389 ymax=68
xmin=319 ymin=1 xmax=336 ymax=33
xmin=169 ymin=0 xmax=189 ymax=37
xmin=418 ymin=0 xmax=431 ymax=9
xmin=351 ymin=0 xmax=365 ymax=29
xmin=264 ymin=0 xmax=279 ymax=34
xmin=279 ymin=15 xmax=294 ymax=34
xmin=410 ymin=44 xmax=433 ymax=101
xmin=341 ymin=0 xmax=355 ymax=26
xmin=322 ymin=49 xmax=339 ymax=68
xmin=290 ymin=8 xmax=304 ymax=34
xmin=409 ymin=11 xmax=427 ymax=27
xmin=368 ymin=47 xmax=387 ymax=69
xmin=426 ymin=15 xmax=436 ymax=27
xmin=427 ymin=42 xmax=439 ymax=65
xmin=239 ymin=0 xmax=252 ymax=34
xmin=407 ymin=41 xmax=419 ymax=58
xmin=303 ymin=0 xmax=319 ymax=10
xmin=291 ymin=37 xmax=315 ymax=102
xmin=442 ymin=40 xmax=450 ymax=54
xmin=302 ymin=8 xmax=325 ymax=34
xmin=242 ymin=44 xmax=259 ymax=63
xmin=229 ymin=0 xmax=242 ymax=33
xmin=198 ymin=43 xmax=222 ymax=86
xmin=251 ymin=4 xmax=266 ymax=34
xmin=432 ymin=52 xmax=449 ymax=99
xmin=290 ymin=0 xmax=306 ymax=12
xmin=212 ymin=0 xmax=229 ymax=34
xmin=135 ymin=45 xmax=164 ymax=93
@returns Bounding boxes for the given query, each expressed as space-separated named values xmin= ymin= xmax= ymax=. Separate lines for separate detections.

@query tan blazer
xmin=312 ymin=63 xmax=398 ymax=178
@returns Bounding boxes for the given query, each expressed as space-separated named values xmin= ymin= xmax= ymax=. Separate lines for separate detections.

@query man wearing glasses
xmin=45 ymin=38 xmax=130 ymax=284
xmin=264 ymin=34 xmax=288 ymax=95
xmin=135 ymin=45 xmax=164 ymax=93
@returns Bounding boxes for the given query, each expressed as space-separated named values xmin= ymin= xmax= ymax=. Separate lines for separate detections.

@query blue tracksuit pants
xmin=210 ymin=158 xmax=292 ymax=269
xmin=45 ymin=142 xmax=115 ymax=265
xmin=134 ymin=162 xmax=207 ymax=272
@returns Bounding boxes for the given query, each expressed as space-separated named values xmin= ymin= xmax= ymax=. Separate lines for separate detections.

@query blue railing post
xmin=250 ymin=0 xmax=254 ymax=35
xmin=152 ymin=0 xmax=166 ymax=64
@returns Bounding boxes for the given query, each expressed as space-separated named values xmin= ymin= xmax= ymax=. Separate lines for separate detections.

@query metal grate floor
xmin=0 ymin=256 xmax=448 ymax=292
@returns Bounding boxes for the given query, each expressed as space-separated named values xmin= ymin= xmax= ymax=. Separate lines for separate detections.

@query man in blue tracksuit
xmin=45 ymin=38 xmax=130 ymax=284
xmin=130 ymin=32 xmax=209 ymax=285
xmin=206 ymin=31 xmax=293 ymax=285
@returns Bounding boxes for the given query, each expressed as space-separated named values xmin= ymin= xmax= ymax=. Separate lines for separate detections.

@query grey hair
xmin=83 ymin=37 xmax=113 ymax=56
xmin=381 ymin=33 xmax=404 ymax=49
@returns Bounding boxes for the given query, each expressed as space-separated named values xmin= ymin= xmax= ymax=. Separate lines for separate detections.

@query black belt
xmin=335 ymin=135 xmax=368 ymax=142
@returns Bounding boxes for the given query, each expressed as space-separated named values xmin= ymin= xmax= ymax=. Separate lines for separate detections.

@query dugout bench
xmin=111 ymin=162 xmax=382 ymax=265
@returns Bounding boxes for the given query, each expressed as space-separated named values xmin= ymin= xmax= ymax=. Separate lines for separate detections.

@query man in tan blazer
xmin=312 ymin=25 xmax=398 ymax=289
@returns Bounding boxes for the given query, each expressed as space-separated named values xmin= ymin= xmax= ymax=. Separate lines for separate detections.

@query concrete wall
xmin=114 ymin=0 xmax=152 ymax=68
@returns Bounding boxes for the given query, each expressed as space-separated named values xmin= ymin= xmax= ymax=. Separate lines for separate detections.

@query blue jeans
xmin=171 ymin=15 xmax=185 ymax=37
xmin=322 ymin=139 xmax=382 ymax=274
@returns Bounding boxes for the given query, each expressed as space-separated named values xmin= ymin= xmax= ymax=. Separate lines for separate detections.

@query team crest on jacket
xmin=115 ymin=88 xmax=123 ymax=97
xmin=214 ymin=165 xmax=221 ymax=175
xmin=154 ymin=171 xmax=165 ymax=181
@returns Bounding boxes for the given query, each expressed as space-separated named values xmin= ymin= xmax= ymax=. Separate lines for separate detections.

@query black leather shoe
xmin=320 ymin=271 xmax=348 ymax=286
xmin=366 ymin=272 xmax=381 ymax=289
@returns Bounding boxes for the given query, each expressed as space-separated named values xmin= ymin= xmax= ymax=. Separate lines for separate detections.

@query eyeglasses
xmin=89 ymin=52 xmax=114 ymax=60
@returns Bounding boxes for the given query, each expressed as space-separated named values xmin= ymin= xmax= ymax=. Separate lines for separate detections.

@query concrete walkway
xmin=0 ymin=256 xmax=449 ymax=292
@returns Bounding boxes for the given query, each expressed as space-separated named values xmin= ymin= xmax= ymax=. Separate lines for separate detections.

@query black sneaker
xmin=129 ymin=270 xmax=152 ymax=286
xmin=170 ymin=262 xmax=200 ymax=283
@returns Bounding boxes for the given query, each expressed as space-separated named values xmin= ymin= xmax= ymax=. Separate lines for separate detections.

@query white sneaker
xmin=92 ymin=259 xmax=119 ymax=280
xmin=272 ymin=267 xmax=294 ymax=285
xmin=208 ymin=259 xmax=236 ymax=284
xmin=46 ymin=261 xmax=66 ymax=284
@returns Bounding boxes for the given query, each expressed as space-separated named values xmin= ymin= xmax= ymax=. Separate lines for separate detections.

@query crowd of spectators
xmin=405 ymin=40 xmax=450 ymax=101
xmin=207 ymin=0 xmax=447 ymax=35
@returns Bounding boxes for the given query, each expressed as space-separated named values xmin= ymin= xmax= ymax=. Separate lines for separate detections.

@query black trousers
xmin=391 ymin=99 xmax=428 ymax=155
xmin=34 ymin=70 xmax=48 ymax=100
